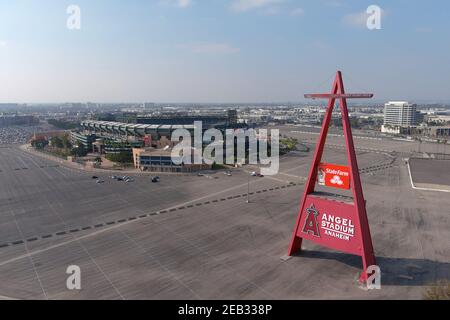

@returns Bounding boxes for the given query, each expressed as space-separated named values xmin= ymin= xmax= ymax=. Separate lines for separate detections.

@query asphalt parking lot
xmin=0 ymin=134 xmax=449 ymax=299
xmin=0 ymin=125 xmax=54 ymax=145
xmin=409 ymin=158 xmax=450 ymax=190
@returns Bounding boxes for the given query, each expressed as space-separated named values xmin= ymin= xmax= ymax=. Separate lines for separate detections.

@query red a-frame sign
xmin=288 ymin=71 xmax=376 ymax=282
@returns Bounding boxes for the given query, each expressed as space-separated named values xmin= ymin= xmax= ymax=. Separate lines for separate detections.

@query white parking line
xmin=0 ymin=295 xmax=19 ymax=300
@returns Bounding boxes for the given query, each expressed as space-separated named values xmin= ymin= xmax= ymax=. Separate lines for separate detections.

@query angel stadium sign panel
xmin=303 ymin=204 xmax=355 ymax=241
xmin=322 ymin=214 xmax=355 ymax=241
xmin=298 ymin=197 xmax=362 ymax=255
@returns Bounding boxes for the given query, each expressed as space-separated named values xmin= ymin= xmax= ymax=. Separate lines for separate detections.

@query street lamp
xmin=246 ymin=170 xmax=250 ymax=203
xmin=246 ymin=148 xmax=252 ymax=204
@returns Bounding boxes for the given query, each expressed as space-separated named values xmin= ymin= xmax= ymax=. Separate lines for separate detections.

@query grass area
xmin=423 ymin=280 xmax=450 ymax=300
xmin=211 ymin=162 xmax=228 ymax=170
xmin=280 ymin=137 xmax=298 ymax=155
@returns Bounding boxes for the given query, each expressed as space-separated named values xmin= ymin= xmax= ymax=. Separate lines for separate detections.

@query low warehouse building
xmin=133 ymin=148 xmax=211 ymax=173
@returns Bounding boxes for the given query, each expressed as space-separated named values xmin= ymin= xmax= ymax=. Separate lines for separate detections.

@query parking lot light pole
xmin=246 ymin=149 xmax=251 ymax=204
xmin=246 ymin=172 xmax=250 ymax=203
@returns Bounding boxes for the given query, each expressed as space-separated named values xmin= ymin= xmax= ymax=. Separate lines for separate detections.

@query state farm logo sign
xmin=317 ymin=163 xmax=350 ymax=190
xmin=302 ymin=204 xmax=355 ymax=242
xmin=330 ymin=175 xmax=344 ymax=186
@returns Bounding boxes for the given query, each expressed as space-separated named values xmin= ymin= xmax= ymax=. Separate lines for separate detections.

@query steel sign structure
xmin=288 ymin=71 xmax=376 ymax=283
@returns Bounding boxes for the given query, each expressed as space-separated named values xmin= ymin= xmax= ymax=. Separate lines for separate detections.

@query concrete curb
xmin=407 ymin=160 xmax=450 ymax=193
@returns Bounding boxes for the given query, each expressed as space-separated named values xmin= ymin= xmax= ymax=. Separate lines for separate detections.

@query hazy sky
xmin=1 ymin=0 xmax=449 ymax=103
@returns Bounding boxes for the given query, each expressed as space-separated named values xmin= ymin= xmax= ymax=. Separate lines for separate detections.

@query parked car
xmin=151 ymin=176 xmax=160 ymax=183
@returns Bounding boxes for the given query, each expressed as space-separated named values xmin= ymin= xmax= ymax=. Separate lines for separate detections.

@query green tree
xmin=61 ymin=134 xmax=72 ymax=149
xmin=51 ymin=136 xmax=64 ymax=148
xmin=106 ymin=152 xmax=133 ymax=163
xmin=48 ymin=119 xmax=78 ymax=130
xmin=31 ymin=139 xmax=48 ymax=149
xmin=71 ymin=141 xmax=87 ymax=157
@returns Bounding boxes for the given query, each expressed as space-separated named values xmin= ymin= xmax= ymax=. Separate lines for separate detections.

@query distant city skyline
xmin=1 ymin=0 xmax=450 ymax=103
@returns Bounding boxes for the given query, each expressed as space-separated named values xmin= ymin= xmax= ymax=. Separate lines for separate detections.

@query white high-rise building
xmin=382 ymin=101 xmax=417 ymax=133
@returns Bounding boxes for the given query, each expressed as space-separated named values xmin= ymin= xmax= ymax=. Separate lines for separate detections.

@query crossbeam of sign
xmin=305 ymin=94 xmax=374 ymax=99
xmin=288 ymin=71 xmax=376 ymax=283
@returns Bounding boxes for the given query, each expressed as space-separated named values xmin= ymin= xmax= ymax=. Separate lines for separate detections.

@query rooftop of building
xmin=134 ymin=146 xmax=202 ymax=157
xmin=385 ymin=101 xmax=415 ymax=106
xmin=81 ymin=120 xmax=196 ymax=130
xmin=134 ymin=147 xmax=172 ymax=157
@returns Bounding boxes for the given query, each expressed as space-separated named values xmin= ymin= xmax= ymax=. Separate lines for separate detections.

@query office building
xmin=382 ymin=101 xmax=418 ymax=133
